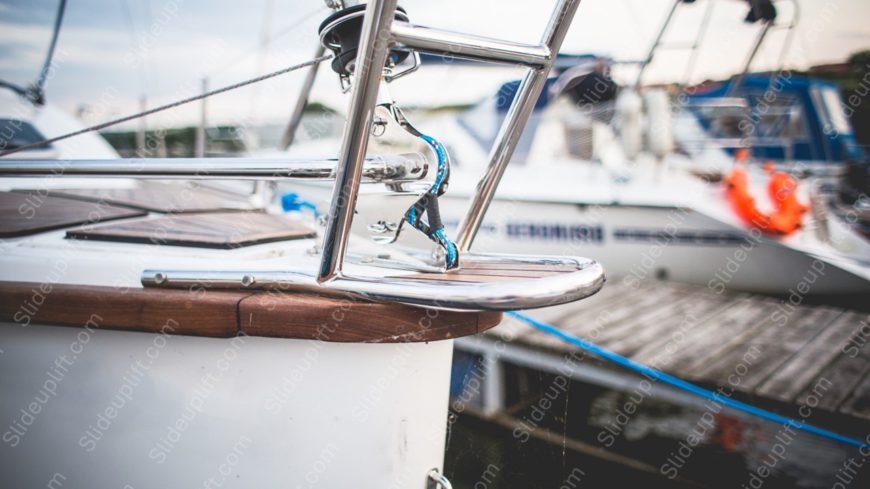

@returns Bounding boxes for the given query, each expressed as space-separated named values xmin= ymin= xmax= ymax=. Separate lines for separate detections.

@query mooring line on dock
xmin=507 ymin=311 xmax=869 ymax=449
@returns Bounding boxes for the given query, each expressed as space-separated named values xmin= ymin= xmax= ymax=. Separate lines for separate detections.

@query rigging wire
xmin=119 ymin=0 xmax=151 ymax=99
xmin=207 ymin=5 xmax=328 ymax=80
xmin=31 ymin=0 xmax=68 ymax=104
xmin=508 ymin=310 xmax=869 ymax=449
xmin=0 ymin=54 xmax=333 ymax=158
xmin=247 ymin=0 xmax=277 ymax=122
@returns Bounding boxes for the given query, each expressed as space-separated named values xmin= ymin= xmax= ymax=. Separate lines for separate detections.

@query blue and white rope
xmin=508 ymin=311 xmax=868 ymax=449
xmin=402 ymin=133 xmax=458 ymax=269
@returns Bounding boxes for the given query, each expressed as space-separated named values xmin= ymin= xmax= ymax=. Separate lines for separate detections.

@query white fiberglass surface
xmin=0 ymin=324 xmax=453 ymax=488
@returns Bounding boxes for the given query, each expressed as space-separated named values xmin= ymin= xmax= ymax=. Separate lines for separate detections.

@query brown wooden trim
xmin=0 ymin=282 xmax=246 ymax=337
xmin=238 ymin=292 xmax=502 ymax=343
xmin=0 ymin=282 xmax=501 ymax=343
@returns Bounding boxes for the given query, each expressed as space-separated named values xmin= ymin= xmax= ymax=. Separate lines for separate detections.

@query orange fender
xmin=724 ymin=165 xmax=807 ymax=235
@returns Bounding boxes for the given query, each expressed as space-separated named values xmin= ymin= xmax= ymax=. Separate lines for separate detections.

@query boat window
xmin=749 ymin=94 xmax=808 ymax=141
xmin=816 ymin=86 xmax=852 ymax=135
xmin=695 ymin=105 xmax=746 ymax=139
xmin=0 ymin=119 xmax=52 ymax=151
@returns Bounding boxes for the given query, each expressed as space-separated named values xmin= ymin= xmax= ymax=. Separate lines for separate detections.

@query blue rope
xmin=435 ymin=228 xmax=457 ymax=267
xmin=507 ymin=311 xmax=868 ymax=449
xmin=280 ymin=192 xmax=319 ymax=216
xmin=419 ymin=134 xmax=447 ymax=193
xmin=400 ymin=132 xmax=458 ymax=269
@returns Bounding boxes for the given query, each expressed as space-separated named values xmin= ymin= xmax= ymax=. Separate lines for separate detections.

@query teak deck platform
xmin=43 ymin=181 xmax=256 ymax=213
xmin=67 ymin=211 xmax=316 ymax=248
xmin=458 ymin=278 xmax=870 ymax=423
xmin=0 ymin=192 xmax=145 ymax=237
xmin=0 ymin=189 xmax=501 ymax=342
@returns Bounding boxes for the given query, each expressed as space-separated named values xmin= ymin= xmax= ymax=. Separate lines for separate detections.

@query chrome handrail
xmin=317 ymin=0 xmax=400 ymax=282
xmin=452 ymin=0 xmax=580 ymax=252
xmin=729 ymin=0 xmax=800 ymax=96
xmin=3 ymin=0 xmax=605 ymax=311
xmin=0 ymin=154 xmax=428 ymax=182
xmin=142 ymin=253 xmax=605 ymax=311
xmin=636 ymin=0 xmax=800 ymax=88
xmin=318 ymin=0 xmax=582 ymax=277
xmin=390 ymin=22 xmax=552 ymax=67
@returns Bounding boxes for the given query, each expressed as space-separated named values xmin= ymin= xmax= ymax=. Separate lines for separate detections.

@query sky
xmin=1 ymin=0 xmax=869 ymax=130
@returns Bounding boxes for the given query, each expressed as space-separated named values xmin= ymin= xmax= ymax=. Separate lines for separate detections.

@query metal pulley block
xmin=319 ymin=4 xmax=419 ymax=90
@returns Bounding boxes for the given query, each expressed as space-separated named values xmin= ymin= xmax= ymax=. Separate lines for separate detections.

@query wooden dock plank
xmin=526 ymin=278 xmax=634 ymax=330
xmin=561 ymin=281 xmax=699 ymax=344
xmin=839 ymin=370 xmax=870 ymax=419
xmin=610 ymin=290 xmax=730 ymax=354
xmin=577 ymin=283 xmax=700 ymax=344
xmin=692 ymin=306 xmax=842 ymax=392
xmin=514 ymin=281 xmax=636 ymax=346
xmin=475 ymin=274 xmax=870 ymax=422
xmin=520 ymin=281 xmax=694 ymax=352
xmin=796 ymin=315 xmax=870 ymax=411
xmin=629 ymin=295 xmax=769 ymax=373
xmin=676 ymin=297 xmax=780 ymax=378
xmin=600 ymin=288 xmax=731 ymax=357
xmin=757 ymin=311 xmax=864 ymax=402
xmin=510 ymin=279 xmax=637 ymax=347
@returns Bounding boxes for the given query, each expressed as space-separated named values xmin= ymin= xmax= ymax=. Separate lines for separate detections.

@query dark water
xmin=444 ymin=413 xmax=698 ymax=489
xmin=444 ymin=354 xmax=870 ymax=489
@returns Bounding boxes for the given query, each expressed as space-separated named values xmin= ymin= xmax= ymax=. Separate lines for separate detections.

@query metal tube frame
xmin=727 ymin=20 xmax=772 ymax=97
xmin=637 ymin=0 xmax=798 ymax=89
xmin=453 ymin=0 xmax=581 ymax=252
xmin=317 ymin=0 xmax=582 ymax=277
xmin=317 ymin=0 xmax=400 ymax=282
xmin=0 ymin=155 xmax=428 ymax=182
xmin=635 ymin=0 xmax=682 ymax=88
xmin=0 ymin=0 xmax=607 ymax=312
xmin=682 ymin=0 xmax=716 ymax=85
xmin=2 ymin=0 xmax=587 ymax=290
xmin=742 ymin=0 xmax=800 ymax=92
xmin=279 ymin=44 xmax=326 ymax=150
xmin=390 ymin=22 xmax=551 ymax=68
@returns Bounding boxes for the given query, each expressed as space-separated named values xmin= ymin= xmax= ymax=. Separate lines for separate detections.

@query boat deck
xmin=461 ymin=278 xmax=870 ymax=422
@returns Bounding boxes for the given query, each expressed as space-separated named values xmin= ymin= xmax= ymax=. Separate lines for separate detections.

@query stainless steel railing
xmin=0 ymin=0 xmax=604 ymax=312
xmin=0 ymin=154 xmax=427 ymax=182
xmin=317 ymin=0 xmax=581 ymax=280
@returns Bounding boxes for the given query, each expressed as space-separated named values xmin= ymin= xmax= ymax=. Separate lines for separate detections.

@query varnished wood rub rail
xmin=0 ymin=282 xmax=501 ymax=342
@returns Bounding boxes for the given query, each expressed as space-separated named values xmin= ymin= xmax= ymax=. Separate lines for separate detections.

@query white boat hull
xmin=286 ymin=181 xmax=870 ymax=295
xmin=0 ymin=323 xmax=452 ymax=488
xmin=435 ymin=197 xmax=870 ymax=295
